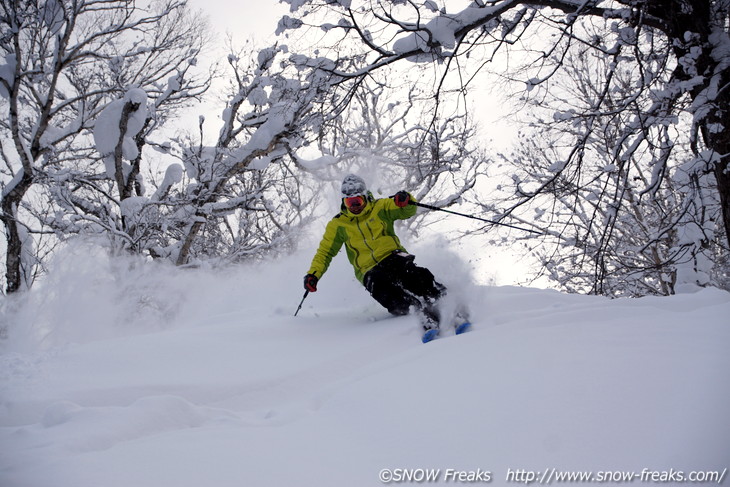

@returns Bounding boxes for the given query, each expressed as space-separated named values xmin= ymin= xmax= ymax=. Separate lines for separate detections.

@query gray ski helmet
xmin=341 ymin=174 xmax=367 ymax=197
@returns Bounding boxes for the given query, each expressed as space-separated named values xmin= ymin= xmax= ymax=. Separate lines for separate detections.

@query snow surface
xmin=1 ymin=241 xmax=729 ymax=487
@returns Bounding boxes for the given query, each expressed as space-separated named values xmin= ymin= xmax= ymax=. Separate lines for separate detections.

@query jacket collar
xmin=342 ymin=200 xmax=374 ymax=220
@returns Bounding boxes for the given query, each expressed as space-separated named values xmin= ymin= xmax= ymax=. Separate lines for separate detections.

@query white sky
xmin=187 ymin=0 xmax=288 ymax=42
xmin=185 ymin=0 xmax=517 ymax=148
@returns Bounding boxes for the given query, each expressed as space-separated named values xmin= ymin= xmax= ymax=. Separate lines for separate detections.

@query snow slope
xmin=1 ymin=242 xmax=729 ymax=487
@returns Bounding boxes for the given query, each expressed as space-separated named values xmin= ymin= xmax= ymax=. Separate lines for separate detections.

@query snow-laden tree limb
xmin=0 ymin=0 xmax=211 ymax=292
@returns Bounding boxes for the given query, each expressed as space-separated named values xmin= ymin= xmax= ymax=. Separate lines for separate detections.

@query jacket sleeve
xmin=380 ymin=192 xmax=418 ymax=221
xmin=307 ymin=218 xmax=346 ymax=279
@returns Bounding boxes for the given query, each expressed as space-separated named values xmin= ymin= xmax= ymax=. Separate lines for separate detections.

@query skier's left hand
xmin=393 ymin=191 xmax=410 ymax=207
xmin=303 ymin=273 xmax=318 ymax=292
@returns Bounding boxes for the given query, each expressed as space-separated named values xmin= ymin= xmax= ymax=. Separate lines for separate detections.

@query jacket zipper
xmin=355 ymin=218 xmax=376 ymax=264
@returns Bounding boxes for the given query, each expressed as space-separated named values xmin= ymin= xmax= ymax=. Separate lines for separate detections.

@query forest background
xmin=1 ymin=0 xmax=729 ymax=301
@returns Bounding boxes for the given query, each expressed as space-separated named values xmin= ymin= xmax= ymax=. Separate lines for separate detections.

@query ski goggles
xmin=344 ymin=195 xmax=366 ymax=211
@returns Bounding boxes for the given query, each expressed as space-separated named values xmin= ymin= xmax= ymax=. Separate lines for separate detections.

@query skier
xmin=303 ymin=174 xmax=467 ymax=342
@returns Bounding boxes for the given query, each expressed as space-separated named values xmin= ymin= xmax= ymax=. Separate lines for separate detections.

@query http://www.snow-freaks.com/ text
xmin=377 ymin=467 xmax=728 ymax=484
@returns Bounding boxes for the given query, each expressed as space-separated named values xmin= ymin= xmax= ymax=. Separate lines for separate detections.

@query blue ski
xmin=422 ymin=328 xmax=440 ymax=343
xmin=455 ymin=321 xmax=472 ymax=335
xmin=422 ymin=322 xmax=472 ymax=343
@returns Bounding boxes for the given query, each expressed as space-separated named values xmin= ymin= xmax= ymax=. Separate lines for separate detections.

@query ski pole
xmin=294 ymin=290 xmax=309 ymax=316
xmin=410 ymin=201 xmax=542 ymax=234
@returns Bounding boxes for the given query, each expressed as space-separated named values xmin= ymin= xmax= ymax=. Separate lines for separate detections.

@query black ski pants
xmin=363 ymin=252 xmax=445 ymax=325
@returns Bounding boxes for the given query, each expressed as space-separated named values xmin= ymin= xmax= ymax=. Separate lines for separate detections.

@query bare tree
xmin=293 ymin=71 xmax=486 ymax=232
xmin=479 ymin=47 xmax=726 ymax=295
xmin=42 ymin=37 xmax=328 ymax=268
xmin=0 ymin=0 xmax=211 ymax=293
xmin=166 ymin=44 xmax=333 ymax=266
xmin=277 ymin=0 xmax=730 ymax=293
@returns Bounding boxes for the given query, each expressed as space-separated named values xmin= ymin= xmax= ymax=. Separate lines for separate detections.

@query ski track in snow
xmin=1 ymin=249 xmax=729 ymax=487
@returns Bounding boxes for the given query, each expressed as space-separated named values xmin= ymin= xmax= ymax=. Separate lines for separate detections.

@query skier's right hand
xmin=303 ymin=273 xmax=318 ymax=292
xmin=393 ymin=191 xmax=410 ymax=207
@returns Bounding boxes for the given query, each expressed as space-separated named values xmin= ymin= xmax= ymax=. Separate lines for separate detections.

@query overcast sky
xmin=187 ymin=0 xmax=288 ymax=43
xmin=183 ymin=0 xmax=516 ymax=151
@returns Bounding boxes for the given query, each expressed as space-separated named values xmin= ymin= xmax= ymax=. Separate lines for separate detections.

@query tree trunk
xmin=1 ymin=172 xmax=33 ymax=293
xmin=176 ymin=220 xmax=205 ymax=266
xmin=692 ymin=40 xmax=730 ymax=251
xmin=709 ymin=138 xmax=730 ymax=250
xmin=648 ymin=0 xmax=730 ymax=249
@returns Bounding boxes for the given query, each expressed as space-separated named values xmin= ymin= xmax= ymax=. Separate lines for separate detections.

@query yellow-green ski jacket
xmin=307 ymin=195 xmax=417 ymax=283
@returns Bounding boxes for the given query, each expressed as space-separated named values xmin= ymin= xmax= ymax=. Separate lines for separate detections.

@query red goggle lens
xmin=344 ymin=195 xmax=365 ymax=209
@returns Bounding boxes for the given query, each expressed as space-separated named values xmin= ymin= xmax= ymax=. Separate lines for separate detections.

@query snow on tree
xmin=0 ymin=0 xmax=210 ymax=293
xmin=160 ymin=43 xmax=332 ymax=266
xmin=475 ymin=46 xmax=727 ymax=296
xmin=4 ymin=1 xmax=478 ymax=288
xmin=93 ymin=88 xmax=149 ymax=185
xmin=295 ymin=70 xmax=488 ymax=234
xmin=276 ymin=0 xmax=730 ymax=294
xmin=149 ymin=38 xmax=487 ymax=267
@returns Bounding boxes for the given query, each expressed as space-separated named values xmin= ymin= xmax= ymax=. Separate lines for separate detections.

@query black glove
xmin=303 ymin=273 xmax=318 ymax=292
xmin=393 ymin=191 xmax=410 ymax=208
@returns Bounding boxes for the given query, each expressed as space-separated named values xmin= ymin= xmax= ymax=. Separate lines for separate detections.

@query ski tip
xmin=455 ymin=322 xmax=472 ymax=335
xmin=422 ymin=328 xmax=440 ymax=343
